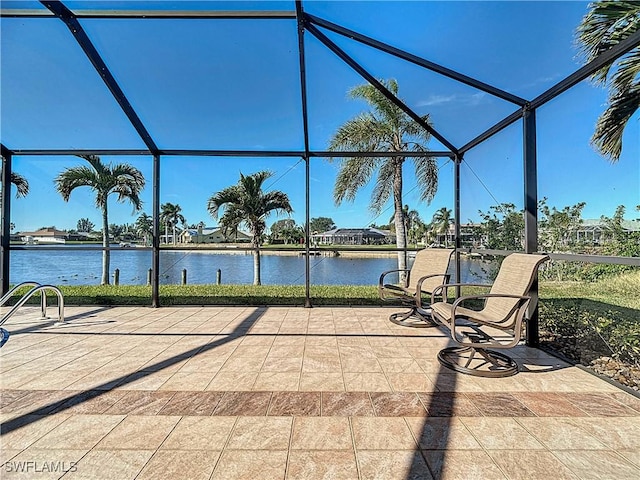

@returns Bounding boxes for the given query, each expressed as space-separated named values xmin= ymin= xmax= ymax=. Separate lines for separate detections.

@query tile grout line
xmin=208 ymin=414 xmax=240 ymax=480
xmin=347 ymin=416 xmax=363 ymax=480
xmin=284 ymin=416 xmax=296 ymax=480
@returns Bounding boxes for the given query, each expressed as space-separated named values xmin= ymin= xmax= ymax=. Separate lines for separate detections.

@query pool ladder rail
xmin=0 ymin=282 xmax=65 ymax=347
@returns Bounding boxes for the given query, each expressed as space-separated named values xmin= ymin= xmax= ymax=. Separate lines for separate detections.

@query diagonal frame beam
xmin=41 ymin=1 xmax=159 ymax=154
xmin=307 ymin=13 xmax=528 ymax=107
xmin=305 ymin=20 xmax=460 ymax=156
xmin=461 ymin=28 xmax=640 ymax=155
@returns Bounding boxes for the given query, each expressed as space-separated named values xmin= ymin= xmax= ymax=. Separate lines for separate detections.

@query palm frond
xmin=349 ymin=79 xmax=404 ymax=128
xmin=112 ymin=163 xmax=146 ymax=188
xmin=328 ymin=115 xmax=385 ymax=153
xmin=10 ymin=172 xmax=29 ymax=198
xmin=412 ymin=145 xmax=439 ymax=203
xmin=333 ymin=157 xmax=380 ymax=205
xmin=577 ymin=1 xmax=640 ymax=84
xmin=592 ymin=83 xmax=640 ymax=161
xmin=78 ymin=154 xmax=108 ymax=176
xmin=262 ymin=191 xmax=293 ymax=216
xmin=54 ymin=166 xmax=99 ymax=201
xmin=577 ymin=1 xmax=640 ymax=161
xmin=370 ymin=160 xmax=395 ymax=213
xmin=401 ymin=114 xmax=433 ymax=144
xmin=207 ymin=186 xmax=239 ymax=218
xmin=610 ymin=46 xmax=640 ymax=93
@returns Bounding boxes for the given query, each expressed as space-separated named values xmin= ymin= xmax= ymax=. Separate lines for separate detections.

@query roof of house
xmin=312 ymin=228 xmax=391 ymax=238
xmin=20 ymin=228 xmax=68 ymax=237
xmin=182 ymin=227 xmax=250 ymax=237
xmin=182 ymin=227 xmax=219 ymax=236
xmin=579 ymin=219 xmax=640 ymax=231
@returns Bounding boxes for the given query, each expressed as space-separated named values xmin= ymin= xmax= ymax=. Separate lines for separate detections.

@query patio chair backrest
xmin=408 ymin=248 xmax=454 ymax=293
xmin=484 ymin=253 xmax=549 ymax=322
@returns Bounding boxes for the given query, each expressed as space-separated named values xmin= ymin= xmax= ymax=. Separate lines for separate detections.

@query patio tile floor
xmin=1 ymin=305 xmax=639 ymax=479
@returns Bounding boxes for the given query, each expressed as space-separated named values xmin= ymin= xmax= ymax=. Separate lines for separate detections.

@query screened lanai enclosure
xmin=1 ymin=1 xmax=639 ymax=349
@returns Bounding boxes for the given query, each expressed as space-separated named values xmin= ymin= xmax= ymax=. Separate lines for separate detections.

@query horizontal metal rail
xmin=7 ymin=149 xmax=455 ymax=158
xmin=460 ymin=248 xmax=640 ymax=267
xmin=0 ymin=9 xmax=297 ymax=19
xmin=0 ymin=284 xmax=65 ymax=327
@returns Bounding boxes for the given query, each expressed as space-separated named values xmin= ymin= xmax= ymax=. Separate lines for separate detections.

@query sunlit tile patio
xmin=1 ymin=305 xmax=639 ymax=479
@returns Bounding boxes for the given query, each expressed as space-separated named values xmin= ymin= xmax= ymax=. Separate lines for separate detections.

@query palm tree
xmin=431 ymin=207 xmax=453 ymax=247
xmin=406 ymin=208 xmax=424 ymax=246
xmin=134 ymin=213 xmax=153 ymax=246
xmin=577 ymin=1 xmax=640 ymax=161
xmin=328 ymin=79 xmax=437 ymax=282
xmin=160 ymin=202 xmax=185 ymax=245
xmin=388 ymin=205 xmax=423 ymax=246
xmin=207 ymin=171 xmax=293 ymax=285
xmin=55 ymin=155 xmax=145 ymax=285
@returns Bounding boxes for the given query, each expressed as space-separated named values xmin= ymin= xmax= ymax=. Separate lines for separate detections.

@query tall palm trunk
xmin=392 ymin=158 xmax=408 ymax=285
xmin=101 ymin=203 xmax=110 ymax=285
xmin=253 ymin=237 xmax=261 ymax=286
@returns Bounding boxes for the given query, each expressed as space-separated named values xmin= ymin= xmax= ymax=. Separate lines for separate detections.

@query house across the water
xmin=179 ymin=226 xmax=251 ymax=244
xmin=311 ymin=228 xmax=395 ymax=245
xmin=19 ymin=228 xmax=68 ymax=245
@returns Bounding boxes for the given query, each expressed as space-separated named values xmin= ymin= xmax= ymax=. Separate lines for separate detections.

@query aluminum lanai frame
xmin=1 ymin=1 xmax=639 ymax=345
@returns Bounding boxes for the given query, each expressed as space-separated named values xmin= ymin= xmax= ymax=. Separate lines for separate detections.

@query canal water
xmin=11 ymin=246 xmax=494 ymax=286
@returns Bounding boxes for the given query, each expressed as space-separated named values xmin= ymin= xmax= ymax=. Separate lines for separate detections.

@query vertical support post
xmin=304 ymin=157 xmax=311 ymax=308
xmin=152 ymin=154 xmax=161 ymax=307
xmin=453 ymin=155 xmax=462 ymax=298
xmin=1 ymin=150 xmax=12 ymax=296
xmin=296 ymin=0 xmax=312 ymax=308
xmin=523 ymin=106 xmax=539 ymax=347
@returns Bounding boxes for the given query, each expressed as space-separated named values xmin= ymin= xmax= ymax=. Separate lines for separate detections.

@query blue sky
xmin=1 ymin=0 xmax=638 ymax=233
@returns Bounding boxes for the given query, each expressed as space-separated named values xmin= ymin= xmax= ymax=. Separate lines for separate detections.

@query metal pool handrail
xmin=0 ymin=284 xmax=65 ymax=327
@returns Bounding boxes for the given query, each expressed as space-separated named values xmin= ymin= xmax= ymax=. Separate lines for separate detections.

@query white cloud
xmin=417 ymin=94 xmax=458 ymax=107
xmin=417 ymin=91 xmax=488 ymax=107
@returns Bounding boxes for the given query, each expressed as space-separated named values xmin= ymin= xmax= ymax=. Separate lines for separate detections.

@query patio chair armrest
xmin=415 ymin=274 xmax=450 ymax=309
xmin=415 ymin=273 xmax=450 ymax=293
xmin=378 ymin=268 xmax=410 ymax=299
xmin=430 ymin=282 xmax=491 ymax=302
xmin=448 ymin=293 xmax=531 ymax=345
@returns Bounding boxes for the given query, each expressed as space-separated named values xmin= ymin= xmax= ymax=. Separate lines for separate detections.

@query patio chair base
xmin=437 ymin=346 xmax=518 ymax=377
xmin=389 ymin=307 xmax=437 ymax=328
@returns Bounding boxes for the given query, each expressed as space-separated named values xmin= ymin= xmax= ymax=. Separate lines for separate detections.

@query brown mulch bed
xmin=541 ymin=333 xmax=640 ymax=392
